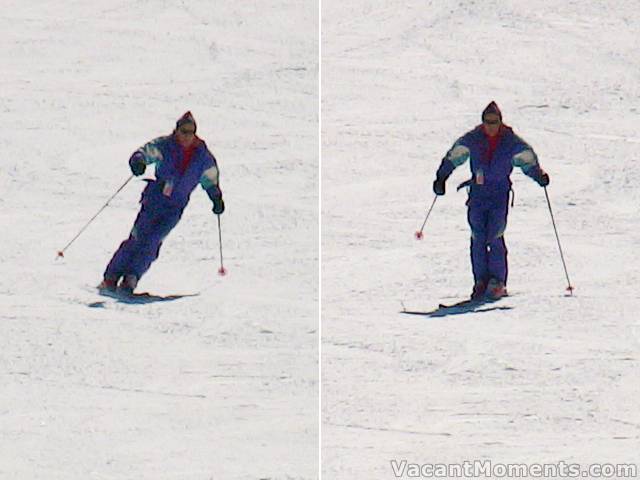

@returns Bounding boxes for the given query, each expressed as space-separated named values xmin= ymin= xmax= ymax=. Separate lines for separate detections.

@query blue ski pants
xmin=467 ymin=190 xmax=510 ymax=285
xmin=104 ymin=189 xmax=184 ymax=281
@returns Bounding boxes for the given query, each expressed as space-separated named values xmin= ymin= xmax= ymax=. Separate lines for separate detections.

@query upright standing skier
xmin=98 ymin=111 xmax=225 ymax=294
xmin=432 ymin=101 xmax=549 ymax=300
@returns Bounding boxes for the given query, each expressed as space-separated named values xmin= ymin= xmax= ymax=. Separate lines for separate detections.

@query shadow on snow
xmin=400 ymin=298 xmax=513 ymax=318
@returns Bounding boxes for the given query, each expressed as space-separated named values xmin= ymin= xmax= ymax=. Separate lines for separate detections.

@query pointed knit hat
xmin=481 ymin=101 xmax=502 ymax=122
xmin=176 ymin=111 xmax=197 ymax=132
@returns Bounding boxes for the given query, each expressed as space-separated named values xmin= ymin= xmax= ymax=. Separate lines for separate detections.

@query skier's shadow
xmin=401 ymin=302 xmax=513 ymax=318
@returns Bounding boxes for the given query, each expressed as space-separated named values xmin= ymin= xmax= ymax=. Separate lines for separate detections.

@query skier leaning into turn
xmin=98 ymin=111 xmax=225 ymax=294
xmin=432 ymin=101 xmax=549 ymax=300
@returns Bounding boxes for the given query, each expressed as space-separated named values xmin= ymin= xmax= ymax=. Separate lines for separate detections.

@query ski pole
xmin=544 ymin=186 xmax=574 ymax=295
xmin=415 ymin=195 xmax=438 ymax=239
xmin=216 ymin=214 xmax=226 ymax=276
xmin=56 ymin=174 xmax=134 ymax=259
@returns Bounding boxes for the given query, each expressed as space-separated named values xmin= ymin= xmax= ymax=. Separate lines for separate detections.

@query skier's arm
xmin=433 ymin=140 xmax=470 ymax=195
xmin=200 ymin=152 xmax=225 ymax=214
xmin=512 ymin=143 xmax=549 ymax=186
xmin=128 ymin=137 xmax=165 ymax=176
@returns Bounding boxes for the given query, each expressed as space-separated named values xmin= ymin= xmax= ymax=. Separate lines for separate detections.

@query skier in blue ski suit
xmin=99 ymin=111 xmax=225 ymax=293
xmin=433 ymin=102 xmax=549 ymax=299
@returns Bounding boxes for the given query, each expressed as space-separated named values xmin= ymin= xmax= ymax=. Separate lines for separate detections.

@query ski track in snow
xmin=322 ymin=1 xmax=640 ymax=478
xmin=1 ymin=2 xmax=317 ymax=479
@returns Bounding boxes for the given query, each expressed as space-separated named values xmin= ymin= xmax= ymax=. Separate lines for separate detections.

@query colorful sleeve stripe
xmin=138 ymin=137 xmax=166 ymax=165
xmin=200 ymin=165 xmax=219 ymax=190
xmin=512 ymin=149 xmax=538 ymax=172
xmin=447 ymin=144 xmax=470 ymax=167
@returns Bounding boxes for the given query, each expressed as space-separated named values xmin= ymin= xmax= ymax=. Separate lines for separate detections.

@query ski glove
xmin=538 ymin=172 xmax=550 ymax=187
xmin=206 ymin=185 xmax=225 ymax=215
xmin=212 ymin=197 xmax=225 ymax=215
xmin=433 ymin=177 xmax=446 ymax=196
xmin=129 ymin=152 xmax=146 ymax=176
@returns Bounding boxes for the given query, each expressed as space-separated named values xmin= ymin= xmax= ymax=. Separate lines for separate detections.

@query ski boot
xmin=486 ymin=278 xmax=507 ymax=300
xmin=471 ymin=279 xmax=487 ymax=300
xmin=98 ymin=276 xmax=118 ymax=293
xmin=118 ymin=274 xmax=138 ymax=296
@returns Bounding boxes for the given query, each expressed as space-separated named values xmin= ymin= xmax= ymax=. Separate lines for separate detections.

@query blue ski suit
xmin=104 ymin=134 xmax=222 ymax=282
xmin=435 ymin=124 xmax=547 ymax=286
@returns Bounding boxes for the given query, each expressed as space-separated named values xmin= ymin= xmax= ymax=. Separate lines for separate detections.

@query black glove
xmin=212 ymin=196 xmax=225 ymax=215
xmin=206 ymin=185 xmax=225 ymax=214
xmin=538 ymin=172 xmax=550 ymax=187
xmin=129 ymin=152 xmax=146 ymax=176
xmin=433 ymin=177 xmax=446 ymax=196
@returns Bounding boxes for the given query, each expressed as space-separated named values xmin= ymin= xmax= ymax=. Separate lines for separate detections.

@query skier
xmin=432 ymin=101 xmax=549 ymax=300
xmin=98 ymin=111 xmax=225 ymax=294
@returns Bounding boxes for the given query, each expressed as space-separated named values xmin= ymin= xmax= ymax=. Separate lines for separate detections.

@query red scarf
xmin=482 ymin=125 xmax=505 ymax=163
xmin=178 ymin=138 xmax=201 ymax=174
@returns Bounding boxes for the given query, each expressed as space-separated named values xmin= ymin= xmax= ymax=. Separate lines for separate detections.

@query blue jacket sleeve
xmin=436 ymin=135 xmax=471 ymax=180
xmin=198 ymin=146 xmax=222 ymax=201
xmin=511 ymin=135 xmax=546 ymax=185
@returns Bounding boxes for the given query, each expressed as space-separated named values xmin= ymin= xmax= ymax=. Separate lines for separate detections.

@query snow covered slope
xmin=1 ymin=1 xmax=317 ymax=479
xmin=322 ymin=1 xmax=639 ymax=478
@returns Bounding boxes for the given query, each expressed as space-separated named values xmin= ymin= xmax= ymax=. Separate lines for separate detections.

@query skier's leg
xmin=486 ymin=192 xmax=510 ymax=285
xmin=102 ymin=238 xmax=132 ymax=283
xmin=103 ymin=203 xmax=154 ymax=281
xmin=467 ymin=197 xmax=490 ymax=286
xmin=128 ymin=207 xmax=183 ymax=280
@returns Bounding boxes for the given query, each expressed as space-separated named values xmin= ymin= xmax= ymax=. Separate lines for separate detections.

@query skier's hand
xmin=538 ymin=172 xmax=550 ymax=187
xmin=212 ymin=197 xmax=225 ymax=215
xmin=129 ymin=152 xmax=146 ymax=176
xmin=212 ymin=196 xmax=225 ymax=215
xmin=433 ymin=177 xmax=446 ymax=196
xmin=206 ymin=185 xmax=225 ymax=214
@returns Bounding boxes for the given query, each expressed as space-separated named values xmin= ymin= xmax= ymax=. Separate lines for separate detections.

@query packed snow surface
xmin=322 ymin=1 xmax=639 ymax=478
xmin=1 ymin=1 xmax=318 ymax=479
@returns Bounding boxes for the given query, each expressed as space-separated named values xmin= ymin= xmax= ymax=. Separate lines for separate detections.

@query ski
xmin=437 ymin=298 xmax=482 ymax=309
xmin=89 ymin=287 xmax=199 ymax=307
xmin=401 ymin=295 xmax=512 ymax=317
